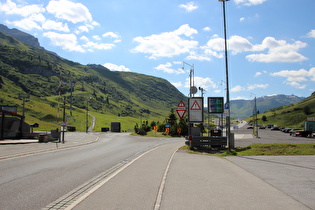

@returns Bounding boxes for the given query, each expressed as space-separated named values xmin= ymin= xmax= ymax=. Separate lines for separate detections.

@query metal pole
xmin=62 ymin=96 xmax=66 ymax=143
xmin=220 ymin=0 xmax=231 ymax=149
xmin=86 ymin=100 xmax=89 ymax=133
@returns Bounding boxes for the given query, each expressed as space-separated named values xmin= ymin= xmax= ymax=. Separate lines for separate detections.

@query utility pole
xmin=62 ymin=96 xmax=66 ymax=143
xmin=219 ymin=0 xmax=232 ymax=149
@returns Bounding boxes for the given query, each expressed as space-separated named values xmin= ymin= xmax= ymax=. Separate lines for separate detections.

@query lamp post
xmin=182 ymin=61 xmax=196 ymax=136
xmin=251 ymin=93 xmax=259 ymax=138
xmin=219 ymin=0 xmax=232 ymax=149
xmin=86 ymin=97 xmax=91 ymax=133
xmin=182 ymin=61 xmax=196 ymax=97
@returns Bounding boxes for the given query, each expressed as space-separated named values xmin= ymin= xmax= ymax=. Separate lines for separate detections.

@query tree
xmin=303 ymin=106 xmax=311 ymax=115
xmin=262 ymin=115 xmax=267 ymax=121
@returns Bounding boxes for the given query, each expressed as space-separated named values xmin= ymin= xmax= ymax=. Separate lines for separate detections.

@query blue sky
xmin=1 ymin=0 xmax=315 ymax=100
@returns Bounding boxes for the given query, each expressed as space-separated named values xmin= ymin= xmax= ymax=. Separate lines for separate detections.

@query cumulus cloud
xmin=42 ymin=20 xmax=70 ymax=32
xmin=203 ymin=27 xmax=211 ymax=32
xmin=155 ymin=62 xmax=185 ymax=74
xmin=270 ymin=68 xmax=315 ymax=89
xmin=203 ymin=35 xmax=307 ymax=63
xmin=306 ymin=29 xmax=315 ymax=38
xmin=171 ymin=82 xmax=183 ymax=88
xmin=179 ymin=2 xmax=198 ymax=12
xmin=103 ymin=63 xmax=131 ymax=72
xmin=231 ymin=85 xmax=244 ymax=92
xmin=246 ymin=37 xmax=307 ymax=63
xmin=234 ymin=0 xmax=267 ymax=6
xmin=0 ymin=0 xmax=45 ymax=17
xmin=185 ymin=76 xmax=217 ymax=89
xmin=231 ymin=84 xmax=268 ymax=92
xmin=46 ymin=0 xmax=92 ymax=24
xmin=132 ymin=24 xmax=198 ymax=59
xmin=247 ymin=84 xmax=269 ymax=90
xmin=43 ymin=31 xmax=85 ymax=52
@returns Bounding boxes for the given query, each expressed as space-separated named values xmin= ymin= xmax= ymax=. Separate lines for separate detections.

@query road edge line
xmin=154 ymin=148 xmax=178 ymax=210
xmin=64 ymin=146 xmax=159 ymax=210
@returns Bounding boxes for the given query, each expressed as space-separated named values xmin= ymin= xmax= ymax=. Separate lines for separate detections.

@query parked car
xmin=289 ymin=129 xmax=303 ymax=136
xmin=282 ymin=128 xmax=292 ymax=133
xmin=247 ymin=126 xmax=253 ymax=129
xmin=271 ymin=126 xmax=280 ymax=131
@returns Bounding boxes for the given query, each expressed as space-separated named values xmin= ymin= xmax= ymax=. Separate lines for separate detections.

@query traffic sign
xmin=176 ymin=109 xmax=186 ymax=119
xmin=178 ymin=100 xmax=185 ymax=108
xmin=188 ymin=97 xmax=203 ymax=123
xmin=208 ymin=97 xmax=224 ymax=114
xmin=176 ymin=100 xmax=186 ymax=119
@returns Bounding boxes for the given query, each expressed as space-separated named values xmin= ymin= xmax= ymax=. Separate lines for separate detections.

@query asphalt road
xmin=0 ymin=133 xmax=182 ymax=210
xmin=1 ymin=125 xmax=314 ymax=210
xmin=232 ymin=123 xmax=315 ymax=147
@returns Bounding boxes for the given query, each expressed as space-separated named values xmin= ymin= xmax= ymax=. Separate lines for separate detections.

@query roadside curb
xmin=0 ymin=136 xmax=99 ymax=160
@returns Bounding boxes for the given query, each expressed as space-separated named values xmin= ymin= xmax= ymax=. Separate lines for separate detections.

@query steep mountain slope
xmin=230 ymin=94 xmax=304 ymax=119
xmin=0 ymin=30 xmax=186 ymax=131
xmin=255 ymin=92 xmax=315 ymax=128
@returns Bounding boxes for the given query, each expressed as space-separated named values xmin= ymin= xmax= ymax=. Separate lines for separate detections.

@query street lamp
xmin=198 ymin=87 xmax=205 ymax=97
xmin=219 ymin=0 xmax=232 ymax=149
xmin=86 ymin=97 xmax=91 ymax=133
xmin=182 ymin=61 xmax=196 ymax=97
xmin=251 ymin=93 xmax=259 ymax=138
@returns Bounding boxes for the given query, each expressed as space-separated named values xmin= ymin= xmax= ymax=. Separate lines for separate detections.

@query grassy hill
xmin=0 ymin=32 xmax=186 ymax=132
xmin=231 ymin=95 xmax=304 ymax=119
xmin=246 ymin=93 xmax=315 ymax=129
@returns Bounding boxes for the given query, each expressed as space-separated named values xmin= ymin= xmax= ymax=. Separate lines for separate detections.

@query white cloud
xmin=270 ymin=68 xmax=315 ymax=89
xmin=231 ymin=83 xmax=268 ymax=92
xmin=247 ymin=84 xmax=269 ymax=90
xmin=92 ymin=35 xmax=101 ymax=40
xmin=203 ymin=27 xmax=211 ymax=32
xmin=82 ymin=41 xmax=115 ymax=51
xmin=185 ymin=76 xmax=217 ymax=89
xmin=132 ymin=24 xmax=198 ymax=59
xmin=240 ymin=17 xmax=245 ymax=22
xmin=80 ymin=36 xmax=89 ymax=42
xmin=306 ymin=30 xmax=315 ymax=38
xmin=43 ymin=31 xmax=85 ymax=52
xmin=271 ymin=68 xmax=315 ymax=82
xmin=246 ymin=37 xmax=307 ymax=63
xmin=171 ymin=82 xmax=183 ymax=88
xmin=103 ymin=32 xmax=119 ymax=39
xmin=203 ymin=35 xmax=307 ymax=63
xmin=42 ymin=20 xmax=69 ymax=32
xmin=6 ymin=18 xmax=42 ymax=31
xmin=46 ymin=0 xmax=93 ymax=24
xmin=103 ymin=63 xmax=131 ymax=72
xmin=254 ymin=70 xmax=267 ymax=77
xmin=179 ymin=2 xmax=198 ymax=13
xmin=231 ymin=85 xmax=244 ymax=92
xmin=234 ymin=0 xmax=267 ymax=6
xmin=155 ymin=62 xmax=185 ymax=74
xmin=0 ymin=0 xmax=45 ymax=17
xmin=102 ymin=32 xmax=121 ymax=42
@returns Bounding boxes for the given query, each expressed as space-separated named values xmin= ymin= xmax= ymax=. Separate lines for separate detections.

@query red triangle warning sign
xmin=190 ymin=100 xmax=201 ymax=110
xmin=178 ymin=100 xmax=185 ymax=108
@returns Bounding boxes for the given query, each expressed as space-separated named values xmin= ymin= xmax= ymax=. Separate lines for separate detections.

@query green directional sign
xmin=208 ymin=97 xmax=224 ymax=114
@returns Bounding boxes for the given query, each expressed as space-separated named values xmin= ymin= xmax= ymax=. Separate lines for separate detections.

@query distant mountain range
xmin=230 ymin=94 xmax=305 ymax=119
